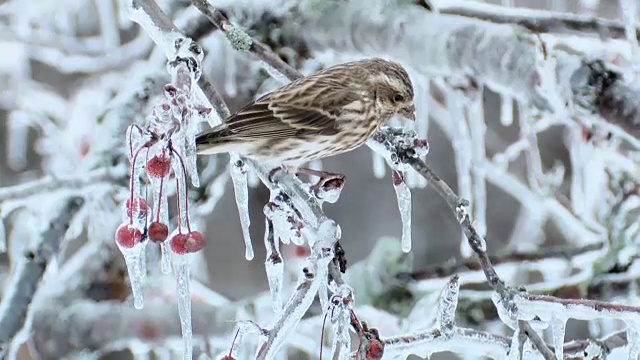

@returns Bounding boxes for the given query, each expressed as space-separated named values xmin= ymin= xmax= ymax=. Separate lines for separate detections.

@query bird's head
xmin=367 ymin=59 xmax=416 ymax=121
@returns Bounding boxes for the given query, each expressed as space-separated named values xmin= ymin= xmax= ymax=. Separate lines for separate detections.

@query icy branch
xmin=436 ymin=1 xmax=639 ymax=41
xmin=0 ymin=196 xmax=84 ymax=354
xmin=304 ymin=1 xmax=640 ymax=139
xmin=189 ymin=0 xmax=302 ymax=82
xmin=0 ymin=167 xmax=126 ymax=202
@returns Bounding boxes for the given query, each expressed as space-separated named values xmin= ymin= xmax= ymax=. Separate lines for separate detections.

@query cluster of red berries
xmin=114 ymin=124 xmax=205 ymax=256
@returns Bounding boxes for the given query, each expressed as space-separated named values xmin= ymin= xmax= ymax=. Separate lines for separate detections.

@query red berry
xmin=170 ymin=231 xmax=205 ymax=255
xmin=148 ymin=222 xmax=169 ymax=243
xmin=221 ymin=356 xmax=235 ymax=360
xmin=146 ymin=154 xmax=171 ymax=178
xmin=126 ymin=197 xmax=148 ymax=220
xmin=115 ymin=224 xmax=143 ymax=248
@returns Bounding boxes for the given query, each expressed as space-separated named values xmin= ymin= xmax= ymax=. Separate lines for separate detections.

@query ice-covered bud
xmin=126 ymin=197 xmax=148 ymax=220
xmin=170 ymin=231 xmax=205 ymax=255
xmin=164 ymin=84 xmax=178 ymax=98
xmin=148 ymin=222 xmax=169 ymax=243
xmin=149 ymin=102 xmax=179 ymax=136
xmin=147 ymin=154 xmax=171 ymax=178
xmin=115 ymin=223 xmax=143 ymax=248
xmin=312 ymin=175 xmax=345 ymax=203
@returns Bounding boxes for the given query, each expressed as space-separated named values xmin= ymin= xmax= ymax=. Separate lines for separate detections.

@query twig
xmin=436 ymin=1 xmax=638 ymax=41
xmin=0 ymin=167 xmax=126 ymax=202
xmin=0 ymin=196 xmax=84 ymax=353
xmin=189 ymin=0 xmax=302 ymax=81
xmin=403 ymin=242 xmax=603 ymax=281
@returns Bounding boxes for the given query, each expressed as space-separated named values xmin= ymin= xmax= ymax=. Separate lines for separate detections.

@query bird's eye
xmin=393 ymin=93 xmax=405 ymax=103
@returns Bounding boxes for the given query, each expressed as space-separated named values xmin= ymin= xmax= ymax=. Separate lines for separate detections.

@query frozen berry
xmin=170 ymin=231 xmax=205 ymax=255
xmin=115 ymin=224 xmax=143 ymax=248
xmin=126 ymin=197 xmax=148 ymax=220
xmin=146 ymin=154 xmax=171 ymax=178
xmin=148 ymin=222 xmax=169 ymax=243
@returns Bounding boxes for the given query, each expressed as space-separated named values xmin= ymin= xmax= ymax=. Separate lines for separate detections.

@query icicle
xmin=416 ymin=78 xmax=430 ymax=188
xmin=118 ymin=243 xmax=148 ymax=309
xmin=500 ymin=95 xmax=514 ymax=126
xmin=161 ymin=242 xmax=171 ymax=274
xmin=185 ymin=123 xmax=200 ymax=188
xmin=468 ymin=92 xmax=487 ymax=237
xmin=230 ymin=155 xmax=254 ymax=260
xmin=0 ymin=218 xmax=6 ymax=253
xmin=620 ymin=0 xmax=639 ymax=63
xmin=264 ymin=219 xmax=283 ymax=313
xmin=372 ymin=152 xmax=386 ymax=178
xmin=626 ymin=319 xmax=640 ymax=360
xmin=7 ymin=110 xmax=29 ymax=171
xmin=507 ymin=327 xmax=521 ymax=360
xmin=392 ymin=171 xmax=412 ymax=252
xmin=550 ymin=316 xmax=567 ymax=360
xmin=568 ymin=126 xmax=585 ymax=217
xmin=437 ymin=275 xmax=459 ymax=335
xmin=225 ymin=48 xmax=238 ymax=97
xmin=172 ymin=254 xmax=193 ymax=360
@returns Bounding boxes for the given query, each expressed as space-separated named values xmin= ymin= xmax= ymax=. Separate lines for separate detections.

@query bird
xmin=195 ymin=58 xmax=416 ymax=168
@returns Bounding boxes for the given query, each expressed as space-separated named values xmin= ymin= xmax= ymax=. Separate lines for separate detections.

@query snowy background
xmin=0 ymin=0 xmax=640 ymax=359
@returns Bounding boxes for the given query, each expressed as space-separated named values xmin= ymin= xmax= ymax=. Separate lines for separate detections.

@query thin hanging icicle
xmin=500 ymin=94 xmax=514 ymax=127
xmin=172 ymin=254 xmax=193 ymax=360
xmin=392 ymin=170 xmax=412 ymax=252
xmin=415 ymin=78 xmax=430 ymax=188
xmin=263 ymin=219 xmax=284 ymax=312
xmin=550 ymin=316 xmax=567 ymax=360
xmin=450 ymin=90 xmax=473 ymax=258
xmin=372 ymin=152 xmax=386 ymax=178
xmin=118 ymin=243 xmax=148 ymax=309
xmin=620 ymin=0 xmax=639 ymax=62
xmin=7 ymin=111 xmax=29 ymax=171
xmin=230 ymin=155 xmax=254 ymax=260
xmin=467 ymin=90 xmax=487 ymax=237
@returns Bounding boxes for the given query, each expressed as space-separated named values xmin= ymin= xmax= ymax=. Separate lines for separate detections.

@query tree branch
xmin=0 ymin=196 xmax=84 ymax=354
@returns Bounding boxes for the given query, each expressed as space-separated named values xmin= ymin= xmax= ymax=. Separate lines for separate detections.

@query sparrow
xmin=195 ymin=58 xmax=415 ymax=166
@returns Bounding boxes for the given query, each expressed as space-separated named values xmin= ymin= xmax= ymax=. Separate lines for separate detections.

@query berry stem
xmin=129 ymin=144 xmax=148 ymax=225
xmin=228 ymin=327 xmax=241 ymax=358
xmin=319 ymin=311 xmax=330 ymax=360
xmin=175 ymin=177 xmax=182 ymax=234
xmin=155 ymin=148 xmax=167 ymax=223
xmin=171 ymin=146 xmax=192 ymax=232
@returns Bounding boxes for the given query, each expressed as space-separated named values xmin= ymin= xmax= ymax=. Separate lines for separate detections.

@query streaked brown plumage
xmin=195 ymin=58 xmax=415 ymax=166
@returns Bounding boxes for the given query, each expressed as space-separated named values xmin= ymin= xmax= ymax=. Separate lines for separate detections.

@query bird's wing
xmin=218 ymin=76 xmax=362 ymax=140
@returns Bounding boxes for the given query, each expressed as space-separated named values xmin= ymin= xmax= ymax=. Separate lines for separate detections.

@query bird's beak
xmin=401 ymin=105 xmax=417 ymax=121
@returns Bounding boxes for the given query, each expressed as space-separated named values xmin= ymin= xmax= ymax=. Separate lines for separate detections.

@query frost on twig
xmin=0 ymin=196 xmax=84 ymax=354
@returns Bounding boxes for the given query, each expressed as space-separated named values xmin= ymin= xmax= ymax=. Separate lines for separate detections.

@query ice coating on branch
xmin=330 ymin=286 xmax=354 ymax=360
xmin=392 ymin=170 xmax=412 ymax=253
xmin=117 ymin=243 xmax=148 ymax=309
xmin=264 ymin=219 xmax=284 ymax=312
xmin=171 ymin=252 xmax=194 ymax=360
xmin=230 ymin=156 xmax=254 ymax=260
xmin=550 ymin=315 xmax=566 ymax=360
xmin=264 ymin=191 xmax=304 ymax=245
xmin=437 ymin=275 xmax=459 ymax=335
